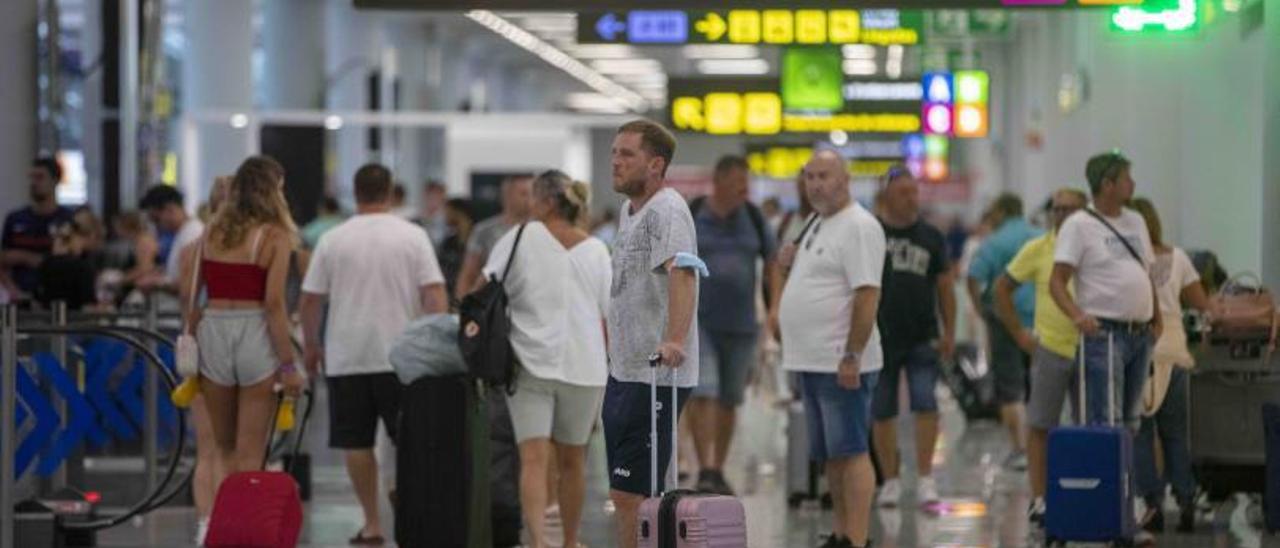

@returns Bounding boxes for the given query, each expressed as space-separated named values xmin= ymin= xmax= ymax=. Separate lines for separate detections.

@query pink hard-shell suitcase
xmin=636 ymin=356 xmax=747 ymax=548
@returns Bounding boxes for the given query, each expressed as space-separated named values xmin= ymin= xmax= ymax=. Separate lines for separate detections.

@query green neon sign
xmin=1111 ymin=0 xmax=1198 ymax=32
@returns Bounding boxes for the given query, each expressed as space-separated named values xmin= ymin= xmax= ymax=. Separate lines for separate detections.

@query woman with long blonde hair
xmin=179 ymin=156 xmax=305 ymax=492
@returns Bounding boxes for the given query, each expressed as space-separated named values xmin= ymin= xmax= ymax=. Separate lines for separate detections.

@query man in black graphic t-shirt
xmin=871 ymin=166 xmax=956 ymax=509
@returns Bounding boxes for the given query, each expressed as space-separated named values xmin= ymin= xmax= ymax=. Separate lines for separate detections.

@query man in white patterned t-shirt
xmin=601 ymin=120 xmax=703 ymax=548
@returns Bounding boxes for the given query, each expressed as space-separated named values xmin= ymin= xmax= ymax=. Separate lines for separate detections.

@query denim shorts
xmin=691 ymin=328 xmax=758 ymax=407
xmin=798 ymin=371 xmax=880 ymax=461
xmin=871 ymin=343 xmax=940 ymax=420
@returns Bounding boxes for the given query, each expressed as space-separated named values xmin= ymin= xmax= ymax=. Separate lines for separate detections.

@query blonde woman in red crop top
xmin=178 ymin=155 xmax=305 ymax=482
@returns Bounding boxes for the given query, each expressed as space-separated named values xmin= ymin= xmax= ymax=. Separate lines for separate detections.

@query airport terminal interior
xmin=2 ymin=0 xmax=1280 ymax=547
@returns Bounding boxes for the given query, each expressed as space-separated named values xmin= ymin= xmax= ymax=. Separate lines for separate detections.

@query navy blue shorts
xmin=602 ymin=377 xmax=691 ymax=496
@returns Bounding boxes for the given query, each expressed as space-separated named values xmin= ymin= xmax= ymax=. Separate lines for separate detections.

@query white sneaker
xmin=195 ymin=517 xmax=209 ymax=546
xmin=877 ymin=478 xmax=902 ymax=507
xmin=917 ymin=476 xmax=940 ymax=505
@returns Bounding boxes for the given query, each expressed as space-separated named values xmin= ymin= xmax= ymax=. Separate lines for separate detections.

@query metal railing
xmin=1 ymin=300 xmax=189 ymax=548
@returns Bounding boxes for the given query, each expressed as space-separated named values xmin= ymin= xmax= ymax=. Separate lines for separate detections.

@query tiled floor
xmin=94 ymin=380 xmax=1273 ymax=547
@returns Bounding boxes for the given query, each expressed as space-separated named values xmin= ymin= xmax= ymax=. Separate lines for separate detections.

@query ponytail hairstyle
xmin=532 ymin=169 xmax=592 ymax=228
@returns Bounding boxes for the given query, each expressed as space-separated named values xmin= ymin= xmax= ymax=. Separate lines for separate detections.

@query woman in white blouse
xmin=481 ymin=170 xmax=611 ymax=548
xmin=1130 ymin=197 xmax=1214 ymax=534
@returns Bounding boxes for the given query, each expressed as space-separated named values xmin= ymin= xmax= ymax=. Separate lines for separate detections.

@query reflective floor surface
xmin=98 ymin=379 xmax=1273 ymax=547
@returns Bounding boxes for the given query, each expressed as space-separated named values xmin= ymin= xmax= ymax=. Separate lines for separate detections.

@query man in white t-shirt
xmin=779 ymin=150 xmax=886 ymax=548
xmin=300 ymin=164 xmax=447 ymax=544
xmin=1050 ymin=151 xmax=1161 ymax=432
xmin=602 ymin=120 xmax=702 ymax=548
xmin=137 ymin=184 xmax=204 ymax=294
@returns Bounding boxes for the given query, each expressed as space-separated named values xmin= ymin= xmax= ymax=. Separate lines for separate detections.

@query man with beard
xmin=602 ymin=119 xmax=702 ymax=548
xmin=2 ymin=157 xmax=75 ymax=296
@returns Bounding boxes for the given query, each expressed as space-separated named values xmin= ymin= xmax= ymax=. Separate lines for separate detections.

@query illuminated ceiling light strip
xmin=842 ymin=44 xmax=877 ymax=60
xmin=696 ymin=59 xmax=770 ymax=75
xmin=681 ymin=45 xmax=761 ymax=59
xmin=1113 ymin=0 xmax=1197 ymax=31
xmin=467 ymin=10 xmax=647 ymax=111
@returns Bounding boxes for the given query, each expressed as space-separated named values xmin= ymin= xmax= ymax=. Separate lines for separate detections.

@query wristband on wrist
xmin=279 ymin=361 xmax=297 ymax=374
xmin=842 ymin=351 xmax=861 ymax=363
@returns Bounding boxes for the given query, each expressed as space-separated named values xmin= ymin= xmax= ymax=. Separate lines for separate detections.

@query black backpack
xmin=457 ymin=224 xmax=526 ymax=392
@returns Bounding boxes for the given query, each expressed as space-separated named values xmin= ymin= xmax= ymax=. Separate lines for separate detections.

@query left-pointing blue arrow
xmin=596 ymin=13 xmax=626 ymax=41
xmin=15 ymin=365 xmax=58 ymax=480
xmin=33 ymin=353 xmax=103 ymax=476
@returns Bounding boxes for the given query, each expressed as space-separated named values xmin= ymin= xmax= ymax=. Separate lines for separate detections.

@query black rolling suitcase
xmin=395 ymin=375 xmax=492 ymax=548
xmin=488 ymin=386 xmax=523 ymax=546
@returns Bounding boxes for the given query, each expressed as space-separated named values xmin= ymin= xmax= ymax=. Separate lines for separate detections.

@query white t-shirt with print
xmin=1054 ymin=207 xmax=1155 ymax=322
xmin=166 ymin=219 xmax=205 ymax=283
xmin=607 ymin=188 xmax=700 ymax=388
xmin=483 ymin=222 xmax=612 ymax=387
xmin=302 ymin=213 xmax=445 ymax=377
xmin=1152 ymin=247 xmax=1200 ymax=321
xmin=780 ymin=201 xmax=886 ymax=374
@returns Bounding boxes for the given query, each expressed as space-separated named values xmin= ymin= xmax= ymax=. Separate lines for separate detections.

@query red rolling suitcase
xmin=205 ymin=394 xmax=307 ymax=548
xmin=637 ymin=356 xmax=747 ymax=548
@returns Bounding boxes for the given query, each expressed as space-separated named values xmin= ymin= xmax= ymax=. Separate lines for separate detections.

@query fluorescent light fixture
xmin=229 ymin=113 xmax=249 ymax=128
xmin=681 ymin=45 xmax=761 ymax=59
xmin=886 ymin=45 xmax=905 ymax=79
xmin=565 ymin=92 xmax=629 ymax=113
xmin=591 ymin=59 xmax=663 ymax=75
xmin=467 ymin=10 xmax=647 ymax=111
xmin=844 ymin=82 xmax=924 ymax=101
xmin=324 ymin=115 xmax=343 ymax=130
xmin=843 ymin=59 xmax=878 ymax=76
xmin=842 ymin=45 xmax=877 ymax=60
xmin=515 ymin=14 xmax=576 ymax=33
xmin=696 ymin=59 xmax=769 ymax=75
xmin=565 ymin=44 xmax=638 ymax=59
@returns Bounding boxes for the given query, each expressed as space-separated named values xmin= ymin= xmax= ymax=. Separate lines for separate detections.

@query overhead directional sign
xmin=669 ymin=77 xmax=922 ymax=136
xmin=579 ymin=9 xmax=926 ymax=46
xmin=362 ymin=0 xmax=1147 ymax=10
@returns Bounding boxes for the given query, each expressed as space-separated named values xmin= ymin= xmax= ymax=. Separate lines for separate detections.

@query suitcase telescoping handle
xmin=1077 ymin=332 xmax=1117 ymax=426
xmin=649 ymin=353 xmax=679 ymax=498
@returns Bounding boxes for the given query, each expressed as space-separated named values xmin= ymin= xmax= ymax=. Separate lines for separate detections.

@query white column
xmin=263 ymin=0 xmax=326 ymax=110
xmin=182 ymin=0 xmax=254 ymax=206
xmin=1263 ymin=13 xmax=1280 ymax=290
xmin=0 ymin=1 xmax=37 ymax=211
xmin=325 ymin=0 xmax=383 ymax=206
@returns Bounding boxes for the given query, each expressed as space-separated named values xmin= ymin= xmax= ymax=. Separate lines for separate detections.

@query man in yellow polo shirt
xmin=992 ymin=187 xmax=1088 ymax=528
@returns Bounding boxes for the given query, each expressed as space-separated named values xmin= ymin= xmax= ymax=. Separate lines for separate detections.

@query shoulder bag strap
xmin=182 ymin=237 xmax=205 ymax=335
xmin=499 ymin=223 xmax=528 ymax=284
xmin=1083 ymin=208 xmax=1145 ymax=266
xmin=793 ymin=213 xmax=819 ymax=245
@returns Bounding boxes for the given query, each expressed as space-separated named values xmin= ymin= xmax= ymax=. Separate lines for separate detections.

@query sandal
xmin=349 ymin=530 xmax=386 ymax=546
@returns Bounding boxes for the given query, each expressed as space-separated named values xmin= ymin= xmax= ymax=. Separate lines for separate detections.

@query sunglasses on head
xmin=1098 ymin=150 xmax=1128 ymax=183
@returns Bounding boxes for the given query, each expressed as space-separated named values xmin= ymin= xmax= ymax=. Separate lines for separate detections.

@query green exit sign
xmin=1111 ymin=0 xmax=1199 ymax=33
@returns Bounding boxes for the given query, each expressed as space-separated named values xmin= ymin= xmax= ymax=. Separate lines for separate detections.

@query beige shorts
xmin=197 ymin=309 xmax=279 ymax=387
xmin=506 ymin=370 xmax=605 ymax=446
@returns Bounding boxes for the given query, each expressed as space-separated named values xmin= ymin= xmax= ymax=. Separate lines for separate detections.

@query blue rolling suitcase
xmin=1046 ymin=334 xmax=1137 ymax=544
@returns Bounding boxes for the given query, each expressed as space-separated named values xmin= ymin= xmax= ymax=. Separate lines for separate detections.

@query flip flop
xmin=349 ymin=531 xmax=386 ymax=546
